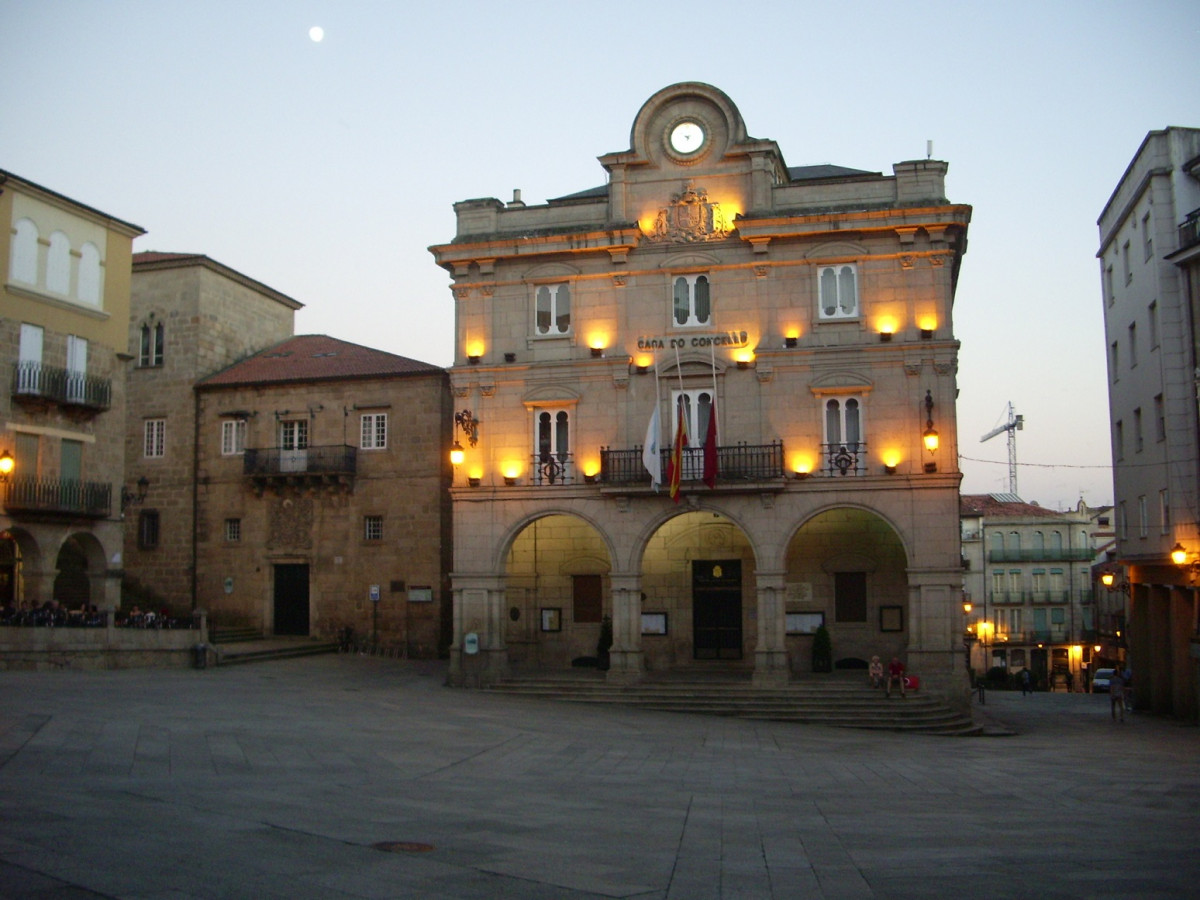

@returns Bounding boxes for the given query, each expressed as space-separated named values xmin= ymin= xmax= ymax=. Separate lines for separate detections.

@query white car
xmin=1092 ymin=668 xmax=1115 ymax=693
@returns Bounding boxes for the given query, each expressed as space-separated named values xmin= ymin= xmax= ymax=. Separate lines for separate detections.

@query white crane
xmin=981 ymin=403 xmax=1024 ymax=496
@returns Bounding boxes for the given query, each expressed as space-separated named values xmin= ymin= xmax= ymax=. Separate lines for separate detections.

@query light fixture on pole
xmin=921 ymin=390 xmax=939 ymax=472
xmin=0 ymin=450 xmax=14 ymax=482
xmin=450 ymin=409 xmax=479 ymax=466
xmin=121 ymin=476 xmax=150 ymax=511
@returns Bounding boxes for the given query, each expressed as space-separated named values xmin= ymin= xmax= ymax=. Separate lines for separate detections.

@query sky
xmin=3 ymin=0 xmax=1198 ymax=511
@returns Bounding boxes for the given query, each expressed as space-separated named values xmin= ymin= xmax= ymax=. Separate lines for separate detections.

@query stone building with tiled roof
xmin=193 ymin=335 xmax=451 ymax=652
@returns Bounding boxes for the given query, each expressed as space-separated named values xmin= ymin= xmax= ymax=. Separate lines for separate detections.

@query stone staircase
xmin=207 ymin=629 xmax=339 ymax=666
xmin=481 ymin=672 xmax=983 ymax=735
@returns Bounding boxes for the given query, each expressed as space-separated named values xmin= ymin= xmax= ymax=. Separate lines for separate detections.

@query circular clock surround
xmin=667 ymin=118 xmax=708 ymax=159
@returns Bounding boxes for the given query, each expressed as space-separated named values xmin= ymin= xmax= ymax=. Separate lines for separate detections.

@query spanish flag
xmin=666 ymin=407 xmax=688 ymax=502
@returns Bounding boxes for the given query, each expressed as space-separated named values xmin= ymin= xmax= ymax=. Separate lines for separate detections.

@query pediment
xmin=659 ymin=251 xmax=722 ymax=270
xmin=809 ymin=371 xmax=873 ymax=395
xmin=523 ymin=262 xmax=582 ymax=280
xmin=804 ymin=240 xmax=868 ymax=261
xmin=522 ymin=384 xmax=582 ymax=408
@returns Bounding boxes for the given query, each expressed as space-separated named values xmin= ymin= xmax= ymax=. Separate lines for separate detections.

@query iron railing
xmin=821 ymin=442 xmax=867 ymax=476
xmin=987 ymin=548 xmax=1095 ymax=563
xmin=1179 ymin=208 xmax=1200 ymax=252
xmin=530 ymin=452 xmax=574 ymax=485
xmin=600 ymin=441 xmax=785 ymax=485
xmin=3 ymin=477 xmax=112 ymax=517
xmin=243 ymin=445 xmax=357 ymax=477
xmin=12 ymin=361 xmax=112 ymax=410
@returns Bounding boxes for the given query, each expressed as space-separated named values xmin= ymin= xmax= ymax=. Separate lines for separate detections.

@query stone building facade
xmin=430 ymin=83 xmax=973 ymax=703
xmin=123 ymin=252 xmax=301 ymax=610
xmin=1 ymin=169 xmax=144 ymax=613
xmin=1099 ymin=127 xmax=1200 ymax=719
xmin=193 ymin=335 xmax=452 ymax=654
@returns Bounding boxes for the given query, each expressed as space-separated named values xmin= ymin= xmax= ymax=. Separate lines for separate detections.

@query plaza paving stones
xmin=0 ymin=656 xmax=1196 ymax=899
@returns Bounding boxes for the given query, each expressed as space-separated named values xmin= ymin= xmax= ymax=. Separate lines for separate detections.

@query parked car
xmin=1092 ymin=668 xmax=1115 ymax=692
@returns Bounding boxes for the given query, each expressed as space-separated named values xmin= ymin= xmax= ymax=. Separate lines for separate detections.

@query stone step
xmin=209 ymin=626 xmax=264 ymax=645
xmin=214 ymin=640 xmax=339 ymax=666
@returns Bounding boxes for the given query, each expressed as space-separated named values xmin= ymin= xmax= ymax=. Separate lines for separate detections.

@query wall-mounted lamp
xmin=879 ymin=331 xmax=893 ymax=343
xmin=467 ymin=355 xmax=481 ymax=365
xmin=583 ymin=473 xmax=597 ymax=484
xmin=504 ymin=352 xmax=517 ymax=363
xmin=503 ymin=475 xmax=518 ymax=486
xmin=962 ymin=600 xmax=973 ymax=615
xmin=1169 ymin=543 xmax=1200 ymax=580
xmin=0 ymin=450 xmax=13 ymax=482
xmin=736 ymin=359 xmax=750 ymax=369
xmin=450 ymin=409 xmax=479 ymax=466
xmin=121 ymin=476 xmax=151 ymax=511
xmin=467 ymin=476 xmax=481 ymax=488
xmin=920 ymin=329 xmax=934 ymax=340
xmin=792 ymin=470 xmax=811 ymax=481
xmin=922 ymin=390 xmax=939 ymax=454
xmin=784 ymin=336 xmax=798 ymax=349
xmin=1100 ymin=569 xmax=1131 ymax=594
xmin=636 ymin=364 xmax=649 ymax=374
xmin=590 ymin=347 xmax=604 ymax=358
xmin=884 ymin=464 xmax=897 ymax=475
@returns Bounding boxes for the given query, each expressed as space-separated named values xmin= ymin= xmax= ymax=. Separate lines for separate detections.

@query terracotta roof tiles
xmin=197 ymin=335 xmax=442 ymax=388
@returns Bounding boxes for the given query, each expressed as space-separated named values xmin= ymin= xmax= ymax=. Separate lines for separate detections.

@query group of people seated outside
xmin=0 ymin=600 xmax=195 ymax=629
xmin=868 ymin=655 xmax=910 ymax=697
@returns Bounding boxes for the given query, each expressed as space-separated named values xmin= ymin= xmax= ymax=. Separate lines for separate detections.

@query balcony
xmin=243 ymin=445 xmax=357 ymax=493
xmin=12 ymin=362 xmax=112 ymax=411
xmin=3 ymin=477 xmax=112 ymax=518
xmin=987 ymin=548 xmax=1094 ymax=563
xmin=1179 ymin=207 xmax=1200 ymax=252
xmin=821 ymin=442 xmax=868 ymax=476
xmin=530 ymin=452 xmax=575 ymax=485
xmin=600 ymin=441 xmax=785 ymax=488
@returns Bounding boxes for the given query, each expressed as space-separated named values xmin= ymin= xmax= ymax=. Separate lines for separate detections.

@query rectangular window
xmin=572 ymin=574 xmax=603 ymax=624
xmin=137 ymin=510 xmax=160 ymax=549
xmin=672 ymin=274 xmax=711 ymax=327
xmin=364 ymin=515 xmax=383 ymax=541
xmin=1148 ymin=301 xmax=1158 ymax=349
xmin=1160 ymin=489 xmax=1170 ymax=535
xmin=535 ymin=283 xmax=571 ymax=335
xmin=1154 ymin=394 xmax=1165 ymax=442
xmin=1051 ymin=607 xmax=1065 ymax=626
xmin=225 ymin=518 xmax=241 ymax=542
xmin=1105 ymin=265 xmax=1115 ymax=307
xmin=65 ymin=335 xmax=87 ymax=403
xmin=991 ymin=569 xmax=1006 ymax=601
xmin=1114 ymin=420 xmax=1124 ymax=461
xmin=1138 ymin=495 xmax=1148 ymax=538
xmin=1110 ymin=341 xmax=1119 ymax=380
xmin=818 ymin=264 xmax=858 ymax=319
xmin=1143 ymin=212 xmax=1153 ymax=261
xmin=1133 ymin=408 xmax=1143 ymax=452
xmin=143 ymin=419 xmax=165 ymax=458
xmin=1118 ymin=501 xmax=1128 ymax=541
xmin=360 ymin=413 xmax=387 ymax=449
xmin=139 ymin=322 xmax=164 ymax=367
xmin=834 ymin=571 xmax=867 ymax=623
xmin=1122 ymin=241 xmax=1131 ymax=284
xmin=1128 ymin=322 xmax=1137 ymax=367
xmin=279 ymin=420 xmax=308 ymax=472
xmin=221 ymin=419 xmax=246 ymax=456
xmin=17 ymin=323 xmax=44 ymax=394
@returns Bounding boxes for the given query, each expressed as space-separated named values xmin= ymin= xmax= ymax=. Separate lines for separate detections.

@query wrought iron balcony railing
xmin=3 ymin=476 xmax=112 ymax=517
xmin=1179 ymin=207 xmax=1200 ymax=252
xmin=987 ymin=547 xmax=1095 ymax=563
xmin=12 ymin=361 xmax=112 ymax=411
xmin=530 ymin=452 xmax=574 ymax=485
xmin=243 ymin=445 xmax=357 ymax=477
xmin=821 ymin=442 xmax=867 ymax=476
xmin=600 ymin=441 xmax=785 ymax=485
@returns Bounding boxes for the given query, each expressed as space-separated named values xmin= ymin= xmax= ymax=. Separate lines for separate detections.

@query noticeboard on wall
xmin=785 ymin=611 xmax=825 ymax=635
xmin=641 ymin=612 xmax=668 ymax=635
xmin=540 ymin=607 xmax=562 ymax=632
xmin=408 ymin=586 xmax=433 ymax=603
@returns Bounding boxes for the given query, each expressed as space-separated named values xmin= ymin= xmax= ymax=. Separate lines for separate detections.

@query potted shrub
xmin=812 ymin=624 xmax=832 ymax=673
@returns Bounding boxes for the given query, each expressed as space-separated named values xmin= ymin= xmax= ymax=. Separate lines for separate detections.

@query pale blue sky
xmin=4 ymin=0 xmax=1198 ymax=508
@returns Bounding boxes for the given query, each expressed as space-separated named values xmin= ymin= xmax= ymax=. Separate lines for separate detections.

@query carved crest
xmin=645 ymin=181 xmax=731 ymax=244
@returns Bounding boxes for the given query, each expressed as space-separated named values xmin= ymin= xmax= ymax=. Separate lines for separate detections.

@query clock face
xmin=670 ymin=121 xmax=705 ymax=154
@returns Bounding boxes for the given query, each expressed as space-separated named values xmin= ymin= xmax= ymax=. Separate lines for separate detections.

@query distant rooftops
xmin=197 ymin=334 xmax=442 ymax=389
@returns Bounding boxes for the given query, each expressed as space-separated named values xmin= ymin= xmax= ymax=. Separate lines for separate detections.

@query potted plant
xmin=812 ymin=624 xmax=832 ymax=673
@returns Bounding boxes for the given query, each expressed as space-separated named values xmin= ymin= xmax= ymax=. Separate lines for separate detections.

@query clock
xmin=669 ymin=120 xmax=705 ymax=154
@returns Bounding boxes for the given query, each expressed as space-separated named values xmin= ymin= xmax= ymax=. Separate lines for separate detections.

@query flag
xmin=642 ymin=404 xmax=661 ymax=490
xmin=666 ymin=408 xmax=688 ymax=503
xmin=702 ymin=399 xmax=718 ymax=489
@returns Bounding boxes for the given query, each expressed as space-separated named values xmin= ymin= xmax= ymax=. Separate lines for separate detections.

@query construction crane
xmin=981 ymin=403 xmax=1024 ymax=496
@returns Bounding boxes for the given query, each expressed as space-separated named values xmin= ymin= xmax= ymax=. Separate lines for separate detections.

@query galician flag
xmin=666 ymin=407 xmax=689 ymax=503
xmin=642 ymin=404 xmax=662 ymax=490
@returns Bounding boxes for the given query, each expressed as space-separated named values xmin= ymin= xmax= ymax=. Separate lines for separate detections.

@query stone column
xmin=753 ymin=568 xmax=788 ymax=686
xmin=448 ymin=574 xmax=509 ymax=687
xmin=606 ymin=572 xmax=643 ymax=685
xmin=905 ymin=571 xmax=969 ymax=712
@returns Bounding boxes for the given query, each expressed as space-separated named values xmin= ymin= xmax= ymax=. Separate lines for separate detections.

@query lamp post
xmin=449 ymin=409 xmax=479 ymax=469
xmin=921 ymin=390 xmax=939 ymax=472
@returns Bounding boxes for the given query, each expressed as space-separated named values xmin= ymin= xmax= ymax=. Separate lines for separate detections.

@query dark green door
xmin=273 ymin=564 xmax=310 ymax=636
xmin=693 ymin=559 xmax=742 ymax=660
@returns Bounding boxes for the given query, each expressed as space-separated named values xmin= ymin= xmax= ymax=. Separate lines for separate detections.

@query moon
xmin=309 ymin=26 xmax=324 ymax=42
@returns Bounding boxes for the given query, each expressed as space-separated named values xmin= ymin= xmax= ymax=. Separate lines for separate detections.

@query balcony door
xmin=66 ymin=336 xmax=87 ymax=403
xmin=17 ymin=324 xmax=42 ymax=394
xmin=670 ymin=390 xmax=714 ymax=481
xmin=279 ymin=420 xmax=308 ymax=472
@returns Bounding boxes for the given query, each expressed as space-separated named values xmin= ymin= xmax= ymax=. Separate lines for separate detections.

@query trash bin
xmin=193 ymin=643 xmax=208 ymax=669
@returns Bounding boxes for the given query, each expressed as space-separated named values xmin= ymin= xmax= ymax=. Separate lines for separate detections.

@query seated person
xmin=868 ymin=655 xmax=884 ymax=688
xmin=886 ymin=656 xmax=907 ymax=698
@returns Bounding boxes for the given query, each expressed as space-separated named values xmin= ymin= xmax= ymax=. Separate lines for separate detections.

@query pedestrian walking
xmin=1109 ymin=667 xmax=1127 ymax=721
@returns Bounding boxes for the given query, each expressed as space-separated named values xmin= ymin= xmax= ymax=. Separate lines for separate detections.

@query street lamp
xmin=0 ymin=450 xmax=14 ymax=481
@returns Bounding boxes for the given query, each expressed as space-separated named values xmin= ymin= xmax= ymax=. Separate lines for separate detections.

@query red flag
xmin=666 ymin=410 xmax=688 ymax=502
xmin=702 ymin=401 xmax=718 ymax=489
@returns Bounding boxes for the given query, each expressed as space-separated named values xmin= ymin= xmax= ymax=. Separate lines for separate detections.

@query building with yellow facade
xmin=430 ymin=84 xmax=972 ymax=702
xmin=1 ymin=169 xmax=144 ymax=612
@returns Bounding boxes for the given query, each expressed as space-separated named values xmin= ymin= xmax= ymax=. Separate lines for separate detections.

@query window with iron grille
xmin=364 ymin=515 xmax=383 ymax=541
xmin=225 ymin=518 xmax=241 ymax=542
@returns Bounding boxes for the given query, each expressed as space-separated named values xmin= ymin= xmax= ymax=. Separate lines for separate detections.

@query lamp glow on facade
xmin=791 ymin=456 xmax=813 ymax=478
xmin=1101 ymin=571 xmax=1116 ymax=587
xmin=0 ymin=450 xmax=13 ymax=480
xmin=1170 ymin=542 xmax=1188 ymax=566
xmin=449 ymin=442 xmax=465 ymax=466
xmin=922 ymin=390 xmax=939 ymax=453
xmin=877 ymin=317 xmax=897 ymax=341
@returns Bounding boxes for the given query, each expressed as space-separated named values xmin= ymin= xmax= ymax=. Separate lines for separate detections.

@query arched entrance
xmin=54 ymin=537 xmax=91 ymax=609
xmin=503 ymin=514 xmax=612 ymax=669
xmin=0 ymin=531 xmax=20 ymax=609
xmin=784 ymin=507 xmax=910 ymax=673
xmin=639 ymin=511 xmax=757 ymax=670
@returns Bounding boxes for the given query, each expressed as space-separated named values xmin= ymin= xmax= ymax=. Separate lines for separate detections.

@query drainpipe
xmin=191 ymin=385 xmax=200 ymax=610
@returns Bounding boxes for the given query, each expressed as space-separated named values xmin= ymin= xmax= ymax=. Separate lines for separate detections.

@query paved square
xmin=1 ymin=657 xmax=1196 ymax=898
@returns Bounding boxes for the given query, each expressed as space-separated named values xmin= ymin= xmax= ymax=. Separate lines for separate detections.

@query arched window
xmin=823 ymin=396 xmax=864 ymax=475
xmin=534 ymin=409 xmax=571 ymax=484
xmin=672 ymin=274 xmax=711 ymax=326
xmin=534 ymin=284 xmax=570 ymax=335
xmin=9 ymin=218 xmax=38 ymax=285
xmin=78 ymin=242 xmax=101 ymax=305
xmin=46 ymin=231 xmax=71 ymax=295
xmin=139 ymin=321 xmax=164 ymax=367
xmin=818 ymin=264 xmax=858 ymax=319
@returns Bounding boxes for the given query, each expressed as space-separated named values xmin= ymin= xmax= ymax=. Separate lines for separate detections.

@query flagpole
xmin=710 ymin=338 xmax=719 ymax=446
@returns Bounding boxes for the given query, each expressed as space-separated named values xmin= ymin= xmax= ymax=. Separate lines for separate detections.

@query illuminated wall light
xmin=588 ymin=334 xmax=608 ymax=358
xmin=466 ymin=341 xmax=485 ymax=364
xmin=735 ymin=349 xmax=754 ymax=370
xmin=791 ymin=457 xmax=813 ymax=480
xmin=502 ymin=462 xmax=522 ymax=486
xmin=467 ymin=477 xmax=481 ymax=488
xmin=784 ymin=335 xmax=798 ymax=348
xmin=878 ymin=317 xmax=897 ymax=342
xmin=919 ymin=316 xmax=937 ymax=339
xmin=882 ymin=452 xmax=900 ymax=474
